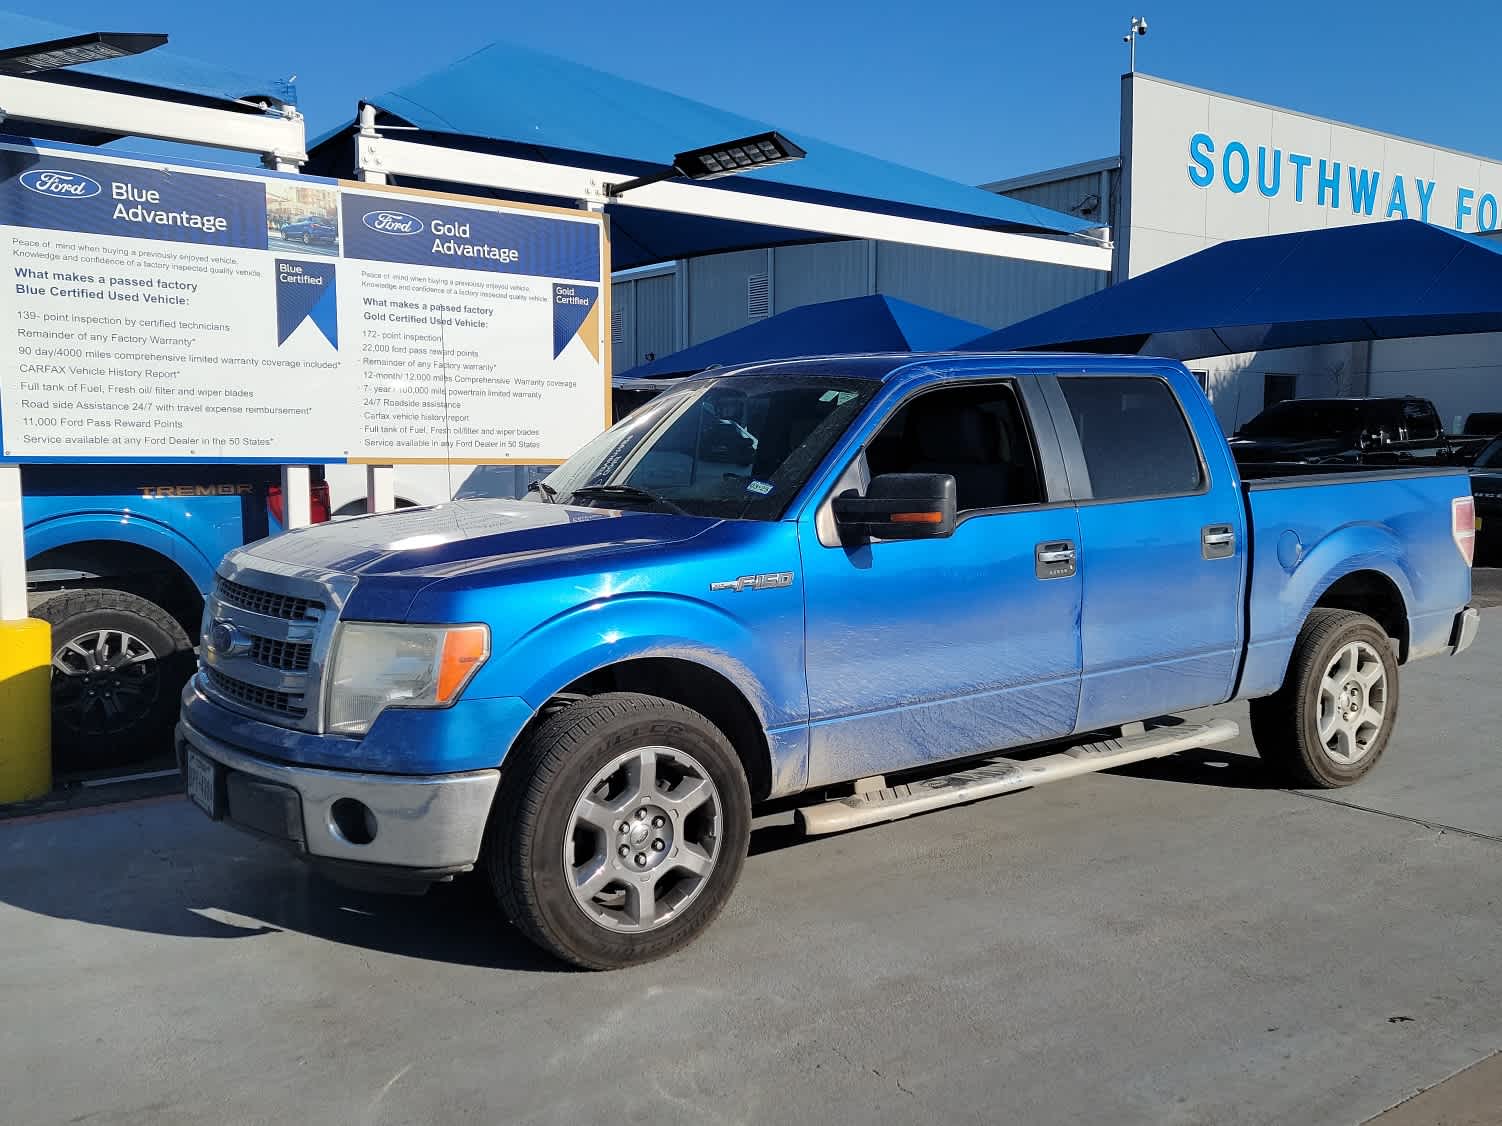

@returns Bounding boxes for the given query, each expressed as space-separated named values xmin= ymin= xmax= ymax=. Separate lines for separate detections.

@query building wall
xmin=609 ymin=237 xmax=1107 ymax=373
xmin=874 ymin=242 xmax=1104 ymax=328
xmin=772 ymin=241 xmax=870 ymax=312
xmin=686 ymin=248 xmax=771 ymax=343
xmin=1116 ymin=73 xmax=1502 ymax=428
xmin=1369 ymin=334 xmax=1502 ymax=431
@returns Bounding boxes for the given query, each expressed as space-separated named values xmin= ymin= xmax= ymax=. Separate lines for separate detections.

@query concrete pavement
xmin=2 ymin=613 xmax=1499 ymax=1125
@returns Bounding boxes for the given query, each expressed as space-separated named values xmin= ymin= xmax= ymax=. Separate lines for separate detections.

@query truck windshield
xmin=1239 ymin=401 xmax=1367 ymax=439
xmin=536 ymin=374 xmax=878 ymax=520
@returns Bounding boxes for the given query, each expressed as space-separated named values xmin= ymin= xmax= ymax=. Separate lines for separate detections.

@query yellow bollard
xmin=0 ymin=618 xmax=51 ymax=804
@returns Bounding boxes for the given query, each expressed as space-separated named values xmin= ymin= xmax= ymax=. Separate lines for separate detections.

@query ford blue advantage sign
xmin=0 ymin=139 xmax=609 ymax=467
xmin=0 ymin=150 xmax=268 ymax=249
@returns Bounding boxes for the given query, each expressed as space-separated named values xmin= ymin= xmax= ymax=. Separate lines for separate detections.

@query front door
xmin=799 ymin=379 xmax=1082 ymax=789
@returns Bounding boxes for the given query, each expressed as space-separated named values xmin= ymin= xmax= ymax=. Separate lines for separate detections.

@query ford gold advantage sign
xmin=0 ymin=140 xmax=608 ymax=465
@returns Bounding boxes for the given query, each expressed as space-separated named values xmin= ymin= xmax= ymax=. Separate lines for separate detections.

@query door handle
xmin=1202 ymin=524 xmax=1236 ymax=559
xmin=1036 ymin=540 xmax=1077 ymax=579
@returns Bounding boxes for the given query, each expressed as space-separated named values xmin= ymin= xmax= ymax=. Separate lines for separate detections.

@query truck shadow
xmin=1109 ymin=748 xmax=1283 ymax=790
xmin=0 ymin=799 xmax=570 ymax=973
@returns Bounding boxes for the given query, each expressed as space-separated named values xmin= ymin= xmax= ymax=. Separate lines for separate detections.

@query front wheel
xmin=487 ymin=692 xmax=751 ymax=970
xmin=1250 ymin=608 xmax=1400 ymax=788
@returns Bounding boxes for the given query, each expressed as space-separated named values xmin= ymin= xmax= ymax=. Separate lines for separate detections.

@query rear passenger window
xmin=1059 ymin=377 xmax=1204 ymax=500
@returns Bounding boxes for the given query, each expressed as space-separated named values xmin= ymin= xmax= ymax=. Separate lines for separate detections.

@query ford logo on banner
xmin=361 ymin=210 xmax=424 ymax=236
xmin=20 ymin=169 xmax=103 ymax=199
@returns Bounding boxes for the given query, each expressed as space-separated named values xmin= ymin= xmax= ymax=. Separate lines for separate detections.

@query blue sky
xmin=13 ymin=0 xmax=1499 ymax=182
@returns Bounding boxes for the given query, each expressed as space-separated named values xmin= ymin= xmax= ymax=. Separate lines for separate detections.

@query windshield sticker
xmin=819 ymin=390 xmax=860 ymax=404
xmin=746 ymin=480 xmax=774 ymax=495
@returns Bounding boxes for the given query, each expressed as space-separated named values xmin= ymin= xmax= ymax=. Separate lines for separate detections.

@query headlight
xmin=326 ymin=623 xmax=490 ymax=736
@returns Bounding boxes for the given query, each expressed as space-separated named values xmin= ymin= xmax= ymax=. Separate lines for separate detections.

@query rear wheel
xmin=488 ymin=692 xmax=751 ymax=970
xmin=1250 ymin=608 xmax=1399 ymax=788
xmin=32 ymin=589 xmax=195 ymax=770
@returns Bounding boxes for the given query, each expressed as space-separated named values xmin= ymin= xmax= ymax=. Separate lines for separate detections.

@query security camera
xmin=1137 ymin=18 xmax=1148 ymax=34
xmin=1131 ymin=16 xmax=1148 ymax=35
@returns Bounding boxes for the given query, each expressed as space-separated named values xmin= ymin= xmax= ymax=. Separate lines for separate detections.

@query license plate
xmin=186 ymin=749 xmax=221 ymax=819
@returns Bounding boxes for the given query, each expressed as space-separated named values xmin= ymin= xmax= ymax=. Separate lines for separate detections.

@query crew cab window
xmin=1059 ymin=377 xmax=1204 ymax=500
xmin=864 ymin=383 xmax=1043 ymax=513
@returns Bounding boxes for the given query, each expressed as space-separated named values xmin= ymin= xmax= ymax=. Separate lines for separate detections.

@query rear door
xmin=1044 ymin=371 xmax=1246 ymax=732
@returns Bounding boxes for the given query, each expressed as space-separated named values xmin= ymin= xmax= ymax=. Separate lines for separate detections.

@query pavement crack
xmin=1284 ymin=789 xmax=1502 ymax=846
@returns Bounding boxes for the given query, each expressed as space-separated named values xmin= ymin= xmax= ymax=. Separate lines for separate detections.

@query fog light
xmin=329 ymin=798 xmax=377 ymax=845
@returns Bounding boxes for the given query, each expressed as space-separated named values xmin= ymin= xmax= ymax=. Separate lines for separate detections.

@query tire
xmin=488 ymin=692 xmax=752 ymax=970
xmin=1249 ymin=608 xmax=1400 ymax=788
xmin=302 ymin=232 xmax=312 ymax=245
xmin=31 ymin=589 xmax=195 ymax=770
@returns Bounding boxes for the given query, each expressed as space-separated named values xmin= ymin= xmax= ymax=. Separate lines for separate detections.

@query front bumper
xmin=177 ymin=719 xmax=499 ymax=879
xmin=1451 ymin=606 xmax=1481 ymax=656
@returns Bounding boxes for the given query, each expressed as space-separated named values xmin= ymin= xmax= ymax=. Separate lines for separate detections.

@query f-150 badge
xmin=709 ymin=572 xmax=794 ymax=593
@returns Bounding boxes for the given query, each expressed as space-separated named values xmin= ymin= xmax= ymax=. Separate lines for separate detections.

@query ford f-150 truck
xmin=177 ymin=354 xmax=1479 ymax=969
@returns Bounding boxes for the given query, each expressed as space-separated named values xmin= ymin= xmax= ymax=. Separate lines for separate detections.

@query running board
xmin=796 ymin=718 xmax=1240 ymax=836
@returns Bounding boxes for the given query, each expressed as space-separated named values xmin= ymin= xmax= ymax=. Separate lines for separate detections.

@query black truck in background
xmin=1228 ymin=396 xmax=1455 ymax=466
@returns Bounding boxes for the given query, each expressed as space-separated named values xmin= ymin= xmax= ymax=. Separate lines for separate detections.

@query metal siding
xmin=874 ymin=242 xmax=1106 ymax=329
xmin=772 ymin=242 xmax=872 ymax=312
xmin=610 ymin=279 xmax=635 ymax=375
xmin=1002 ymin=173 xmax=1108 ymax=226
xmin=687 ymin=249 xmax=771 ymax=343
xmin=633 ymin=274 xmax=676 ymax=365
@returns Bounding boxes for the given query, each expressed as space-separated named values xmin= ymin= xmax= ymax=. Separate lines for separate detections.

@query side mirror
xmin=832 ymin=473 xmax=957 ymax=541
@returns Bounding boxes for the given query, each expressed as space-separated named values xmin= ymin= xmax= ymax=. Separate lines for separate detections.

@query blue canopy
xmin=965 ymin=220 xmax=1502 ymax=359
xmin=0 ymin=13 xmax=294 ymax=111
xmin=309 ymin=41 xmax=1093 ymax=269
xmin=619 ymin=294 xmax=986 ymax=378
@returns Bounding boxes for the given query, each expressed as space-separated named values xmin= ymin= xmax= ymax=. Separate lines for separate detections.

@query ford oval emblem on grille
xmin=208 ymin=619 xmax=252 ymax=658
xmin=20 ymin=169 xmax=103 ymax=198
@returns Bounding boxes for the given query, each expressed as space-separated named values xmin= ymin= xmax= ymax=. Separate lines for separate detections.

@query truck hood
xmin=235 ymin=499 xmax=718 ymax=579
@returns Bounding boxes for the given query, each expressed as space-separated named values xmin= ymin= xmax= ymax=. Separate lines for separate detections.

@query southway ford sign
xmin=1187 ymin=133 xmax=1501 ymax=232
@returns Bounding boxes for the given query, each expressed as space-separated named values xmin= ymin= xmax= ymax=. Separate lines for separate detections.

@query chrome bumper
xmin=1452 ymin=606 xmax=1481 ymax=656
xmin=177 ymin=720 xmax=498 ymax=872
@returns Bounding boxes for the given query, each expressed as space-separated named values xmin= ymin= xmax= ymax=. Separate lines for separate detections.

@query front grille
xmin=204 ymin=667 xmax=305 ymax=718
xmin=215 ymin=577 xmax=322 ymax=622
xmin=249 ymin=636 xmax=313 ymax=672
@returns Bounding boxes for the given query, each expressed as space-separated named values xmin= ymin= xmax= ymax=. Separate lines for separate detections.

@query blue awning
xmin=0 ymin=12 xmax=295 ymax=146
xmin=308 ymin=41 xmax=1094 ymax=269
xmin=965 ymin=221 xmax=1502 ymax=358
xmin=618 ymin=294 xmax=986 ymax=379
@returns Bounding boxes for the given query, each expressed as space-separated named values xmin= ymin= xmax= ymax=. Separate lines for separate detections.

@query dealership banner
xmin=0 ymin=139 xmax=608 ymax=464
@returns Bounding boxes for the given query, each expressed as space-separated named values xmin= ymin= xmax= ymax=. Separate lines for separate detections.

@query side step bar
xmin=796 ymin=718 xmax=1240 ymax=836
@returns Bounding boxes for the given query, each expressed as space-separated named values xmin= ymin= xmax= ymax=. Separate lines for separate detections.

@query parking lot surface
xmin=3 ymin=612 xmax=1499 ymax=1125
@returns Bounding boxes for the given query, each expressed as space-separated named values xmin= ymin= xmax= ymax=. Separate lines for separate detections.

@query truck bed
xmin=1236 ymin=464 xmax=1472 ymax=699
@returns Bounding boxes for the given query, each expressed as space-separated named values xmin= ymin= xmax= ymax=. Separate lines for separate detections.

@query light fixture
xmin=0 ymin=32 xmax=169 ymax=77
xmin=607 ymin=131 xmax=807 ymax=198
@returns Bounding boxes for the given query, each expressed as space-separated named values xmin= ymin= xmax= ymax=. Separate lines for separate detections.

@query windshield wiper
xmin=567 ymin=483 xmax=690 ymax=516
xmin=527 ymin=480 xmax=558 ymax=504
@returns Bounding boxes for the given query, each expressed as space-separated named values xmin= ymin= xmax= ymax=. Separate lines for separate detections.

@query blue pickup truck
xmin=23 ymin=465 xmax=327 ymax=769
xmin=178 ymin=354 xmax=1479 ymax=969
